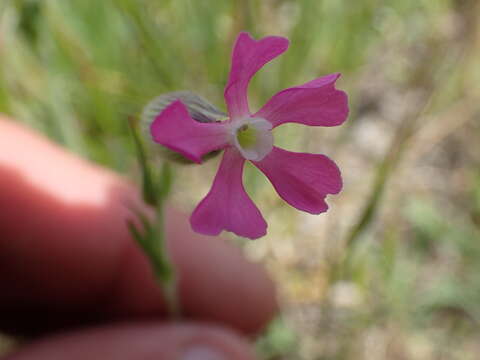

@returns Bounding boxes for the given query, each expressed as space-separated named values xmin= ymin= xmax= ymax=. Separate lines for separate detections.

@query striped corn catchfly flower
xmin=147 ymin=32 xmax=349 ymax=239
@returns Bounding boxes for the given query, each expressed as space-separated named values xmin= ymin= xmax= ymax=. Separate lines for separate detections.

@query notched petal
xmin=143 ymin=92 xmax=227 ymax=164
xmin=253 ymin=147 xmax=342 ymax=214
xmin=255 ymin=73 xmax=349 ymax=128
xmin=190 ymin=148 xmax=267 ymax=239
xmin=224 ymin=32 xmax=289 ymax=120
xmin=150 ymin=100 xmax=229 ymax=164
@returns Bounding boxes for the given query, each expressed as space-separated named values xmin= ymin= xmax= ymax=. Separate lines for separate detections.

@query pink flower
xmin=150 ymin=32 xmax=349 ymax=239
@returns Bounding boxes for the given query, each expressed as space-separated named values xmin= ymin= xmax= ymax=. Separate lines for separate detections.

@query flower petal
xmin=190 ymin=148 xmax=267 ymax=239
xmin=254 ymin=73 xmax=349 ymax=128
xmin=224 ymin=32 xmax=289 ymax=120
xmin=252 ymin=147 xmax=342 ymax=214
xmin=150 ymin=100 xmax=229 ymax=163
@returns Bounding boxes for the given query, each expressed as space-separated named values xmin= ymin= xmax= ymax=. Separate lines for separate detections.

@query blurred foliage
xmin=0 ymin=0 xmax=457 ymax=167
xmin=1 ymin=0 xmax=480 ymax=359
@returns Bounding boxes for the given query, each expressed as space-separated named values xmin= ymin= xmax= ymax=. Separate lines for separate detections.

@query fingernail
xmin=181 ymin=345 xmax=227 ymax=360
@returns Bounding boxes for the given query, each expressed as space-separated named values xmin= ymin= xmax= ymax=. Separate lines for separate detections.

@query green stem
xmin=127 ymin=118 xmax=180 ymax=318
xmin=153 ymin=198 xmax=180 ymax=319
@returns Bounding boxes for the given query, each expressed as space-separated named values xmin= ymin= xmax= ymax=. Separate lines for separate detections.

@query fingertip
xmin=0 ymin=117 xmax=277 ymax=336
xmin=171 ymin=214 xmax=278 ymax=334
xmin=110 ymin=207 xmax=278 ymax=335
xmin=4 ymin=322 xmax=257 ymax=360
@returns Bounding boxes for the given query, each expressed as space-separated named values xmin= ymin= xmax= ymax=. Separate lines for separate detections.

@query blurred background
xmin=1 ymin=0 xmax=480 ymax=359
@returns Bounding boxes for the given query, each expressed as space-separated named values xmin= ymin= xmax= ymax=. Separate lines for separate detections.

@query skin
xmin=0 ymin=117 xmax=277 ymax=359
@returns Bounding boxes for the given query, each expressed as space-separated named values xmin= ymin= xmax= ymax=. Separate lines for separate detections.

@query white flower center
xmin=228 ymin=117 xmax=273 ymax=161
